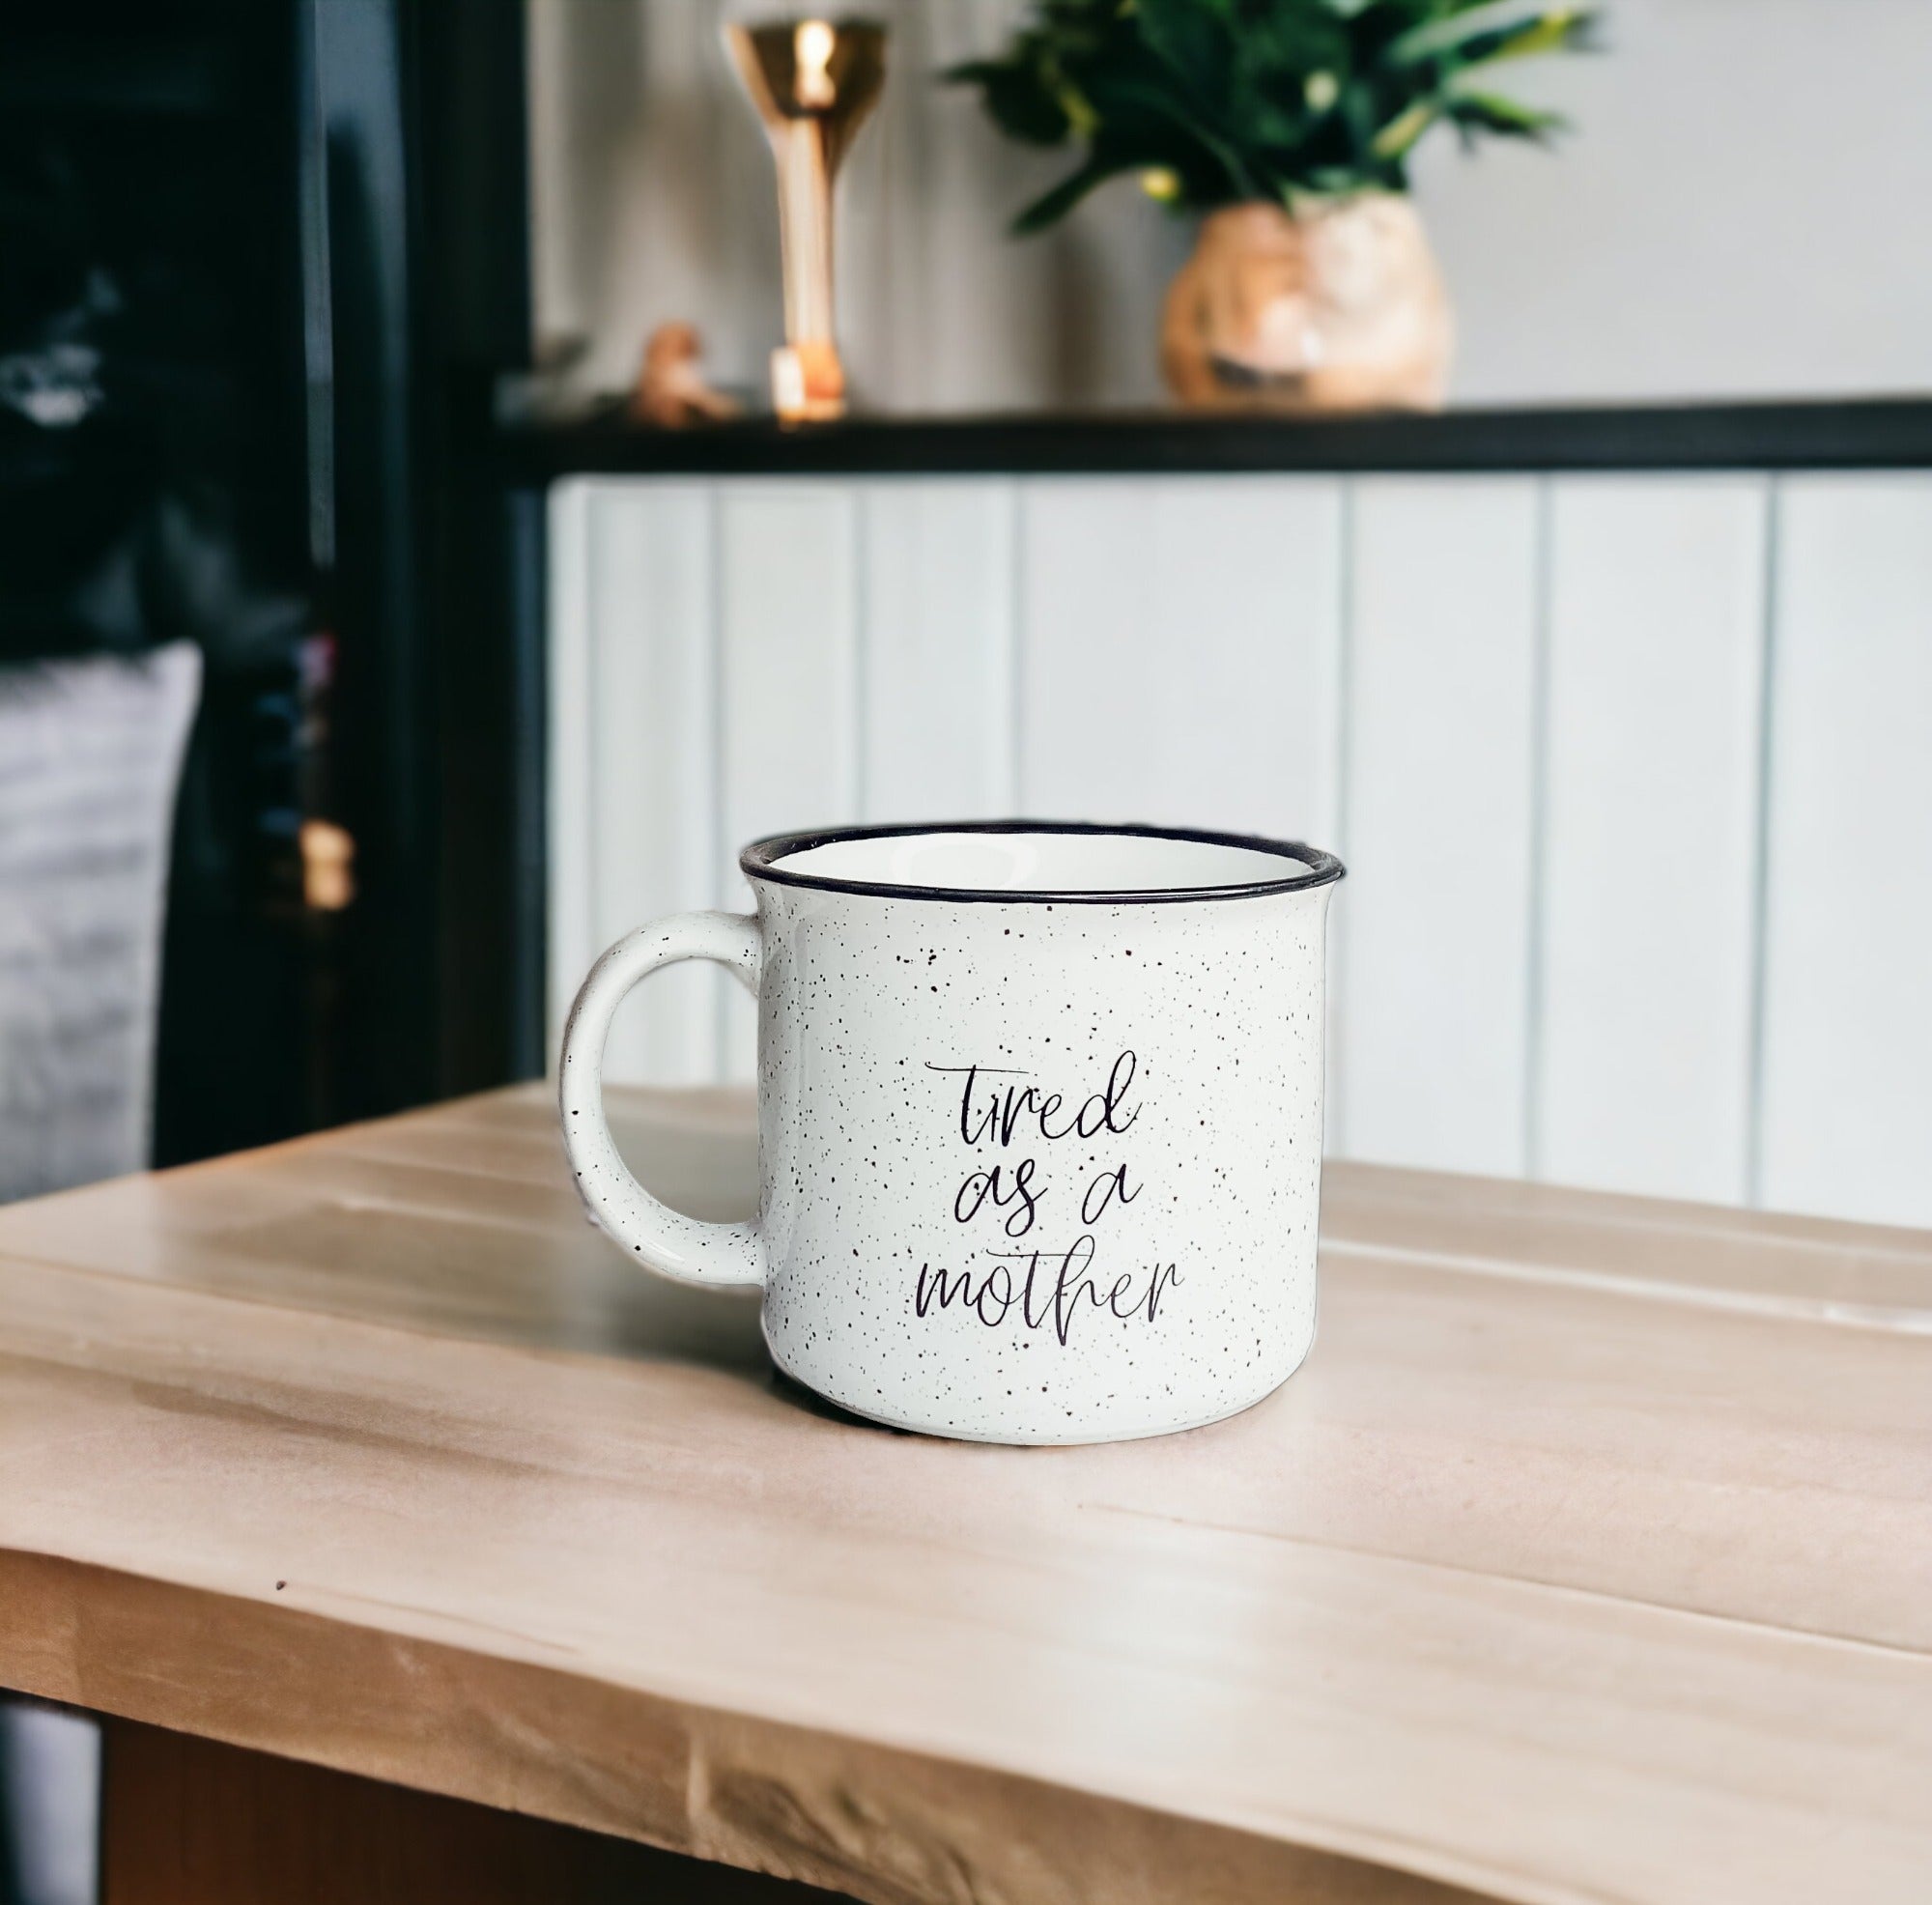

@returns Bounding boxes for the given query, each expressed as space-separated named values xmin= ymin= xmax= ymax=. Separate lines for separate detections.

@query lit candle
xmin=724 ymin=16 xmax=887 ymax=423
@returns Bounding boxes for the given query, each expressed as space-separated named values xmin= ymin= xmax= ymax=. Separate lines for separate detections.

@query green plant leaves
xmin=1138 ymin=0 xmax=1237 ymax=109
xmin=1369 ymin=97 xmax=1436 ymax=158
xmin=1443 ymin=87 xmax=1568 ymax=141
xmin=1384 ymin=5 xmax=1599 ymax=70
xmin=948 ymin=0 xmax=1597 ymax=227
xmin=943 ymin=57 xmax=1074 ymax=145
xmin=1011 ymin=155 xmax=1141 ymax=232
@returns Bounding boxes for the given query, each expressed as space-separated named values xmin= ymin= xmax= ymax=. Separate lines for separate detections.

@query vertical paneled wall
xmin=1338 ymin=479 xmax=1542 ymax=1179
xmin=1758 ymin=478 xmax=1932 ymax=1228
xmin=1537 ymin=480 xmax=1770 ymax=1204
xmin=550 ymin=471 xmax=1932 ymax=1228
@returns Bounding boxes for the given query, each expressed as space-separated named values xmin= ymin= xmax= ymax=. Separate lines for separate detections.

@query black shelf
xmin=491 ymin=397 xmax=1932 ymax=482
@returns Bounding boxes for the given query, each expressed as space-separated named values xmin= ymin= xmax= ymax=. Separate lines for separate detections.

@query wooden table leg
xmin=99 ymin=1719 xmax=852 ymax=1905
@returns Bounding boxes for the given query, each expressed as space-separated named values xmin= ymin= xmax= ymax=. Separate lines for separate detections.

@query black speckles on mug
xmin=749 ymin=871 xmax=1334 ymax=1445
xmin=560 ymin=832 xmax=1339 ymax=1445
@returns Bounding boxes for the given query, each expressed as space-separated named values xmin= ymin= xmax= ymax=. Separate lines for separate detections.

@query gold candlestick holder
xmin=724 ymin=15 xmax=886 ymax=423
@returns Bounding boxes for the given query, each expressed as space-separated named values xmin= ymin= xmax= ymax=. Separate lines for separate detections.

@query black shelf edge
xmin=487 ymin=398 xmax=1932 ymax=481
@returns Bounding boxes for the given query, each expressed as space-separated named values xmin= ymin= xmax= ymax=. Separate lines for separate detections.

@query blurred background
xmin=2 ymin=3 xmax=1929 ymax=1900
xmin=533 ymin=0 xmax=1932 ymax=412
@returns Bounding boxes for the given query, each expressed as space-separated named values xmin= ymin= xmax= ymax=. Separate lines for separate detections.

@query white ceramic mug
xmin=559 ymin=822 xmax=1343 ymax=1445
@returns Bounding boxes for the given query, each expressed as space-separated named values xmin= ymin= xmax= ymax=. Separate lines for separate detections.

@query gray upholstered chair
xmin=0 ymin=641 xmax=200 ymax=1204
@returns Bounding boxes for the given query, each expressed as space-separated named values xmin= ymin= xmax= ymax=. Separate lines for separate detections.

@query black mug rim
xmin=740 ymin=819 xmax=1347 ymax=906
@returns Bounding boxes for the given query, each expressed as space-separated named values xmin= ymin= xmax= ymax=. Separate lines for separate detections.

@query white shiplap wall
xmin=1758 ymin=478 xmax=1932 ymax=1229
xmin=549 ymin=471 xmax=1932 ymax=1229
xmin=1338 ymin=478 xmax=1541 ymax=1180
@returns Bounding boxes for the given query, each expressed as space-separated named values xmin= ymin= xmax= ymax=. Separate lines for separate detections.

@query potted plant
xmin=948 ymin=0 xmax=1598 ymax=411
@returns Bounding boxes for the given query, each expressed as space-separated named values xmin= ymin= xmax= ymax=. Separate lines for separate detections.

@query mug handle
xmin=557 ymin=911 xmax=765 ymax=1289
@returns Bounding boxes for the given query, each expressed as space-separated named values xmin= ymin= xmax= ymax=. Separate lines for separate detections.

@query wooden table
xmin=2 ymin=1087 xmax=1928 ymax=1904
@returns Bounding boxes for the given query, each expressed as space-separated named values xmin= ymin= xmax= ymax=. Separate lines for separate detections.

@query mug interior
xmin=743 ymin=823 xmax=1342 ymax=902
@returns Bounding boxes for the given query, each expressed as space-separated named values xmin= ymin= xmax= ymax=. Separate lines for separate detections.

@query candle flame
xmin=795 ymin=18 xmax=836 ymax=108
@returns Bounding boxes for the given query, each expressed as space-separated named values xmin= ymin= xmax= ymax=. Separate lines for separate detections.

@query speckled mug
xmin=559 ymin=822 xmax=1344 ymax=1445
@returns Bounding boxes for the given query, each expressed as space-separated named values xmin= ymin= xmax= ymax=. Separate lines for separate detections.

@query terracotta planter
xmin=1161 ymin=197 xmax=1452 ymax=412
